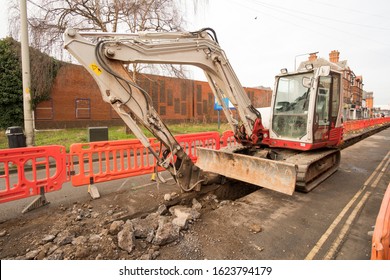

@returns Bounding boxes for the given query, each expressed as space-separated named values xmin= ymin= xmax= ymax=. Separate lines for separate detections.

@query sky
xmin=1 ymin=0 xmax=389 ymax=106
xmin=183 ymin=0 xmax=390 ymax=107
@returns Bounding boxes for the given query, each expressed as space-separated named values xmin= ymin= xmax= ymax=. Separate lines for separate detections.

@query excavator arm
xmin=64 ymin=28 xmax=263 ymax=143
xmin=63 ymin=28 xmax=296 ymax=194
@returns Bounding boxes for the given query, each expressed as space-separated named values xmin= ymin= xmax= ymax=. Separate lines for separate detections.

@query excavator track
xmin=250 ymin=147 xmax=341 ymax=193
xmin=283 ymin=123 xmax=390 ymax=192
xmin=276 ymin=149 xmax=340 ymax=192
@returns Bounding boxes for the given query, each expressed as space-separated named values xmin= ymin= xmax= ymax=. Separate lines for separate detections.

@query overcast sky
xmin=183 ymin=0 xmax=390 ymax=106
xmin=1 ymin=0 xmax=389 ymax=106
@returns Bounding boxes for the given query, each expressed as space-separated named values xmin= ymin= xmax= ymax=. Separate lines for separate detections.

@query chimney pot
xmin=308 ymin=53 xmax=318 ymax=62
xmin=329 ymin=50 xmax=340 ymax=63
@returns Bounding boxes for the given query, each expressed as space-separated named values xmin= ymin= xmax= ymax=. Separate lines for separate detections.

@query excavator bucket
xmin=196 ymin=148 xmax=297 ymax=195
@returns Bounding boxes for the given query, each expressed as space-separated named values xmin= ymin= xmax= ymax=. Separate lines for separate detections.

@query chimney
xmin=308 ymin=52 xmax=318 ymax=62
xmin=329 ymin=50 xmax=340 ymax=63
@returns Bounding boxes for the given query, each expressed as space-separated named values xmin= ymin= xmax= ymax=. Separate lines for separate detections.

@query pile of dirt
xmin=1 ymin=197 xmax=196 ymax=260
xmin=0 ymin=179 xmax=264 ymax=260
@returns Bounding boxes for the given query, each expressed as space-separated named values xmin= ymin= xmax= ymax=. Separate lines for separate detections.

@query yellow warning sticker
xmin=89 ymin=63 xmax=103 ymax=76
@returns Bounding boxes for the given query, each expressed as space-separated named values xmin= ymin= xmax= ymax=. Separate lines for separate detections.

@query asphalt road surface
xmin=195 ymin=127 xmax=390 ymax=260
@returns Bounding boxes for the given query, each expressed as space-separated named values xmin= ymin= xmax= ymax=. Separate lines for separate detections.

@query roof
xmin=253 ymin=85 xmax=272 ymax=90
xmin=297 ymin=57 xmax=349 ymax=71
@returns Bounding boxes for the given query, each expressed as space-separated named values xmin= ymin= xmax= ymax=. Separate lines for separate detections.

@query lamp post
xmin=20 ymin=0 xmax=35 ymax=146
xmin=294 ymin=51 xmax=318 ymax=71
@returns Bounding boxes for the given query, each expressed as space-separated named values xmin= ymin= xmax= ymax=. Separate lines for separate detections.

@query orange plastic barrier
xmin=371 ymin=183 xmax=390 ymax=260
xmin=176 ymin=132 xmax=220 ymax=162
xmin=221 ymin=130 xmax=238 ymax=148
xmin=69 ymin=132 xmax=221 ymax=187
xmin=344 ymin=117 xmax=390 ymax=133
xmin=69 ymin=138 xmax=161 ymax=186
xmin=0 ymin=145 xmax=69 ymax=203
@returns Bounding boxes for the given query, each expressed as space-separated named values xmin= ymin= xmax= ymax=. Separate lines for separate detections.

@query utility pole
xmin=20 ymin=0 xmax=35 ymax=146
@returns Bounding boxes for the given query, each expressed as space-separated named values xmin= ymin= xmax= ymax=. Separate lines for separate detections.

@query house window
xmin=181 ymin=83 xmax=187 ymax=101
xmin=75 ymin=98 xmax=91 ymax=119
xmin=152 ymin=81 xmax=159 ymax=100
xmin=181 ymin=103 xmax=187 ymax=116
xmin=208 ymin=92 xmax=213 ymax=106
xmin=160 ymin=81 xmax=166 ymax=103
xmin=152 ymin=81 xmax=159 ymax=109
xmin=174 ymin=98 xmax=180 ymax=114
xmin=197 ymin=103 xmax=202 ymax=115
xmin=167 ymin=89 xmax=173 ymax=106
xmin=203 ymin=100 xmax=208 ymax=114
xmin=160 ymin=106 xmax=166 ymax=116
xmin=196 ymin=85 xmax=202 ymax=102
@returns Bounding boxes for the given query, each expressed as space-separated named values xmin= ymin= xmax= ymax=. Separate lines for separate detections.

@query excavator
xmin=63 ymin=28 xmax=343 ymax=196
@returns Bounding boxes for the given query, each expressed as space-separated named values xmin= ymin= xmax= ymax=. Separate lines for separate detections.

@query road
xmin=162 ymin=127 xmax=389 ymax=260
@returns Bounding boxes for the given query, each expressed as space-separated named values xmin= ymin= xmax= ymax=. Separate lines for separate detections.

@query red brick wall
xmin=136 ymin=74 xmax=272 ymax=122
xmin=35 ymin=64 xmax=272 ymax=128
xmin=35 ymin=64 xmax=123 ymax=128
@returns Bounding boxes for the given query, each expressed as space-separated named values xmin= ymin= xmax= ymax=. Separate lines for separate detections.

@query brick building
xmin=362 ymin=91 xmax=374 ymax=118
xmin=34 ymin=64 xmax=272 ymax=129
xmin=299 ymin=50 xmax=365 ymax=120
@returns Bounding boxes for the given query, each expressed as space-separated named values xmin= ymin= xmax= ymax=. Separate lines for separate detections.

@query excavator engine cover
xmin=196 ymin=147 xmax=297 ymax=195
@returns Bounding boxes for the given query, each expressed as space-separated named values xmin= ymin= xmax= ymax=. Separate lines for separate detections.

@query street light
xmin=294 ymin=51 xmax=318 ymax=71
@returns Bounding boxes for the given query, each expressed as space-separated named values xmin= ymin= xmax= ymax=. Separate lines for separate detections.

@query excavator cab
xmin=268 ymin=66 xmax=343 ymax=151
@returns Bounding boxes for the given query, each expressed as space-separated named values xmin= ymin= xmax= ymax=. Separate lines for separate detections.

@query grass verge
xmin=0 ymin=123 xmax=231 ymax=151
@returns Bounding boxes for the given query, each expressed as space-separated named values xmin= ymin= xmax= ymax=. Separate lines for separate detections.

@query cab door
xmin=313 ymin=76 xmax=332 ymax=143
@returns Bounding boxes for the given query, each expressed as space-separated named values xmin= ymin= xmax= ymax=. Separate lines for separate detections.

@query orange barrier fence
xmin=344 ymin=117 xmax=390 ymax=133
xmin=371 ymin=183 xmax=390 ymax=260
xmin=221 ymin=130 xmax=238 ymax=148
xmin=176 ymin=132 xmax=220 ymax=162
xmin=0 ymin=145 xmax=69 ymax=203
xmin=0 ymin=118 xmax=389 ymax=204
xmin=69 ymin=138 xmax=161 ymax=187
xmin=69 ymin=132 xmax=221 ymax=187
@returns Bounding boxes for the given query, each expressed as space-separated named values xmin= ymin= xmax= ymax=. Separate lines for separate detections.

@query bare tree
xmin=8 ymin=0 xmax=212 ymax=83
xmin=9 ymin=1 xmax=184 ymax=63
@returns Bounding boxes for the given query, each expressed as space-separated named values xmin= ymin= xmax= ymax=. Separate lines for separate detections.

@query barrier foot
xmin=88 ymin=184 xmax=100 ymax=199
xmin=22 ymin=187 xmax=50 ymax=214
xmin=151 ymin=172 xmax=167 ymax=183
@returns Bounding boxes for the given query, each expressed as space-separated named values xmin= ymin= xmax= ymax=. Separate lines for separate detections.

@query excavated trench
xmin=110 ymin=180 xmax=261 ymax=224
xmin=211 ymin=181 xmax=261 ymax=201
